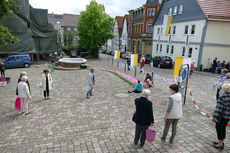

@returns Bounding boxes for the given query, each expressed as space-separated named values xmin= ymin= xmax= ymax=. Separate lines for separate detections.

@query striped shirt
xmin=213 ymin=93 xmax=230 ymax=120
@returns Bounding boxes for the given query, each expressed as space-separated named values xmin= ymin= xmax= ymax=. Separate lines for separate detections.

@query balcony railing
xmin=141 ymin=33 xmax=152 ymax=38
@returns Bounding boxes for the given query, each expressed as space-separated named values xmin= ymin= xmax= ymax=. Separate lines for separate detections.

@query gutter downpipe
xmin=197 ymin=19 xmax=208 ymax=68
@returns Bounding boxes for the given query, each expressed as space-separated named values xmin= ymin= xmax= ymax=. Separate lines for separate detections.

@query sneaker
xmin=86 ymin=96 xmax=90 ymax=99
xmin=21 ymin=112 xmax=25 ymax=115
xmin=161 ymin=137 xmax=166 ymax=142
xmin=24 ymin=112 xmax=29 ymax=116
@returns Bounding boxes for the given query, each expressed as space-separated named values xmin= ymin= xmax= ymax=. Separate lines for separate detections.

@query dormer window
xmin=168 ymin=8 xmax=172 ymax=15
xmin=178 ymin=5 xmax=183 ymax=14
xmin=173 ymin=6 xmax=178 ymax=15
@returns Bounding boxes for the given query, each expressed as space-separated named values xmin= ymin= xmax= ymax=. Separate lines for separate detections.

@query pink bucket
xmin=15 ymin=97 xmax=21 ymax=111
xmin=146 ymin=129 xmax=156 ymax=142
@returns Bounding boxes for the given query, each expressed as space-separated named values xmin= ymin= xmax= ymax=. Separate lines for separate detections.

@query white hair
xmin=20 ymin=71 xmax=27 ymax=77
xmin=21 ymin=76 xmax=28 ymax=82
xmin=222 ymin=83 xmax=230 ymax=93
xmin=142 ymin=89 xmax=151 ymax=96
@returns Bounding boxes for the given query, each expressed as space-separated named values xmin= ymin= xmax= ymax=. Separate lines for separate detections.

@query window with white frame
xmin=156 ymin=44 xmax=159 ymax=52
xmin=173 ymin=6 xmax=178 ymax=15
xmin=148 ymin=9 xmax=151 ymax=16
xmin=184 ymin=25 xmax=189 ymax=34
xmin=168 ymin=8 xmax=172 ymax=15
xmin=182 ymin=47 xmax=186 ymax=56
xmin=168 ymin=26 xmax=171 ymax=35
xmin=160 ymin=44 xmax=162 ymax=52
xmin=74 ymin=28 xmax=77 ymax=32
xmin=188 ymin=48 xmax=193 ymax=57
xmin=67 ymin=27 xmax=71 ymax=31
xmin=171 ymin=45 xmax=174 ymax=54
xmin=191 ymin=25 xmax=196 ymax=35
xmin=160 ymin=27 xmax=163 ymax=35
xmin=166 ymin=45 xmax=169 ymax=53
xmin=157 ymin=28 xmax=160 ymax=35
xmin=152 ymin=8 xmax=156 ymax=16
xmin=173 ymin=26 xmax=176 ymax=35
xmin=178 ymin=5 xmax=183 ymax=15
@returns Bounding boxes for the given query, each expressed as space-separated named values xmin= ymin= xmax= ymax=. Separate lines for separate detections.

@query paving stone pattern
xmin=0 ymin=55 xmax=229 ymax=153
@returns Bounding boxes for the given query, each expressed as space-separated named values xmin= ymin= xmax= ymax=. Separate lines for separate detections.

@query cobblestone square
xmin=0 ymin=55 xmax=229 ymax=153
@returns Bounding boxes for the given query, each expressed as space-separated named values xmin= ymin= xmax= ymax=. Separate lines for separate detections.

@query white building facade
xmin=152 ymin=0 xmax=230 ymax=69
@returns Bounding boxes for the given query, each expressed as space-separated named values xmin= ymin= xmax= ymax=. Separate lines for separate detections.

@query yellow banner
xmin=117 ymin=51 xmax=120 ymax=60
xmin=173 ymin=57 xmax=183 ymax=78
xmin=134 ymin=54 xmax=138 ymax=67
xmin=165 ymin=16 xmax=172 ymax=36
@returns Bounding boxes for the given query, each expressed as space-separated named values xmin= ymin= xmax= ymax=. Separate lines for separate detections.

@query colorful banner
xmin=173 ymin=57 xmax=183 ymax=78
xmin=114 ymin=50 xmax=120 ymax=60
xmin=185 ymin=35 xmax=190 ymax=46
xmin=131 ymin=54 xmax=138 ymax=67
xmin=117 ymin=51 xmax=120 ymax=60
xmin=162 ymin=15 xmax=172 ymax=36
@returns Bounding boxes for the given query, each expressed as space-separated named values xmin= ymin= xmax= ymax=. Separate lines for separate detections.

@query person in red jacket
xmin=140 ymin=55 xmax=145 ymax=74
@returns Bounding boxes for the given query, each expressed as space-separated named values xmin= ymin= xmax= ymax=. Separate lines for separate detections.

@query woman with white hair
xmin=16 ymin=71 xmax=30 ymax=95
xmin=132 ymin=89 xmax=154 ymax=148
xmin=17 ymin=76 xmax=32 ymax=115
xmin=213 ymin=83 xmax=230 ymax=150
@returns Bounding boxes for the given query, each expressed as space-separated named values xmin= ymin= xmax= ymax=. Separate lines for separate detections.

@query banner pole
xmin=125 ymin=63 xmax=126 ymax=72
xmin=117 ymin=61 xmax=119 ymax=68
xmin=112 ymin=58 xmax=113 ymax=65
xmin=135 ymin=67 xmax=137 ymax=77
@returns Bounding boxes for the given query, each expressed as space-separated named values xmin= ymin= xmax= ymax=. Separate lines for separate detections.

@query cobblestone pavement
xmin=0 ymin=54 xmax=229 ymax=153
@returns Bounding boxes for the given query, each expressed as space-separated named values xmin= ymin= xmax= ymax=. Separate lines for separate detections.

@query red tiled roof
xmin=196 ymin=0 xmax=230 ymax=21
xmin=116 ymin=16 xmax=124 ymax=37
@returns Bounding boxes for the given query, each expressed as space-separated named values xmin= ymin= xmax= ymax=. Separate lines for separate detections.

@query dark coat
xmin=132 ymin=97 xmax=154 ymax=126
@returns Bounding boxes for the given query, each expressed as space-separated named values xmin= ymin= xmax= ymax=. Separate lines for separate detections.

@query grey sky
xmin=29 ymin=0 xmax=147 ymax=17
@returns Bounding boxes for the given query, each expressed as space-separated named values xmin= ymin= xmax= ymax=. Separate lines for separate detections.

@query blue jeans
xmin=86 ymin=87 xmax=93 ymax=97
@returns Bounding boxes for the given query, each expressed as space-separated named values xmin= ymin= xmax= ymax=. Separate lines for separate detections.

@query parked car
xmin=138 ymin=54 xmax=152 ymax=64
xmin=3 ymin=54 xmax=31 ymax=68
xmin=106 ymin=50 xmax=112 ymax=55
xmin=152 ymin=56 xmax=173 ymax=68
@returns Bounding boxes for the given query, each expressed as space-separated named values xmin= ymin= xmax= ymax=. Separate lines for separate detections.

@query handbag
xmin=146 ymin=129 xmax=156 ymax=142
xmin=15 ymin=97 xmax=21 ymax=111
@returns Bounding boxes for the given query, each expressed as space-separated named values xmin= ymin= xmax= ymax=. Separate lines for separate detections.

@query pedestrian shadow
xmin=0 ymin=112 xmax=21 ymax=125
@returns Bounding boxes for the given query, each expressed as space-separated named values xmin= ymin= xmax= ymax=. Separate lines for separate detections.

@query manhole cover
xmin=115 ymin=93 xmax=129 ymax=98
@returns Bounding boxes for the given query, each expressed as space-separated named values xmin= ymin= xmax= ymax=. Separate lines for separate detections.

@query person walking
xmin=213 ymin=83 xmax=230 ymax=150
xmin=214 ymin=69 xmax=228 ymax=100
xmin=132 ymin=89 xmax=154 ymax=148
xmin=212 ymin=58 xmax=217 ymax=73
xmin=140 ymin=55 xmax=145 ymax=74
xmin=17 ymin=76 xmax=31 ymax=115
xmin=127 ymin=57 xmax=131 ymax=71
xmin=217 ymin=73 xmax=230 ymax=96
xmin=190 ymin=61 xmax=195 ymax=76
xmin=16 ymin=72 xmax=31 ymax=95
xmin=0 ymin=60 xmax=6 ymax=77
xmin=161 ymin=84 xmax=182 ymax=143
xmin=40 ymin=70 xmax=53 ymax=100
xmin=86 ymin=68 xmax=95 ymax=99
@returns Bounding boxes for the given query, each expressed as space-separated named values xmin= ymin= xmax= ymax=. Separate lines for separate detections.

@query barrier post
xmin=112 ymin=58 xmax=113 ymax=65
xmin=117 ymin=61 xmax=119 ymax=68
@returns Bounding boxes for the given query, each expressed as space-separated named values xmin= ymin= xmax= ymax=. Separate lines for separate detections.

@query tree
xmin=62 ymin=32 xmax=76 ymax=55
xmin=77 ymin=0 xmax=114 ymax=58
xmin=0 ymin=0 xmax=19 ymax=48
